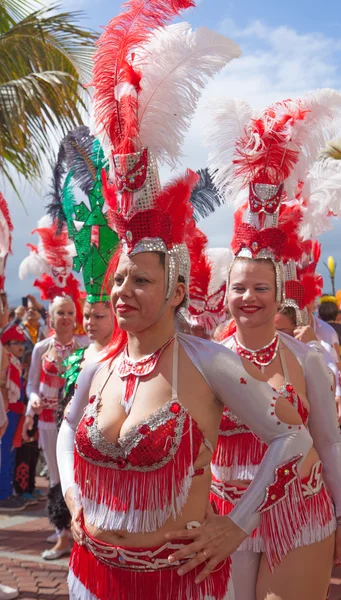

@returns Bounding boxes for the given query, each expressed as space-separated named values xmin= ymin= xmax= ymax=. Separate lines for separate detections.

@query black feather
xmin=46 ymin=483 xmax=71 ymax=531
xmin=62 ymin=125 xmax=97 ymax=195
xmin=45 ymin=145 xmax=67 ymax=232
xmin=190 ymin=168 xmax=223 ymax=222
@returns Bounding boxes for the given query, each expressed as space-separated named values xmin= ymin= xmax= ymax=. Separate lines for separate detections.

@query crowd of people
xmin=2 ymin=1 xmax=341 ymax=600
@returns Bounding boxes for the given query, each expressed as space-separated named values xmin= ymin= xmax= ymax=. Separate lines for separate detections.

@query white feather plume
xmin=300 ymin=156 xmax=341 ymax=239
xmin=203 ymin=98 xmax=254 ymax=202
xmin=136 ymin=23 xmax=241 ymax=167
xmin=19 ymin=252 xmax=48 ymax=281
xmin=287 ymin=89 xmax=341 ymax=200
xmin=204 ymin=89 xmax=341 ymax=205
xmin=206 ymin=247 xmax=233 ymax=293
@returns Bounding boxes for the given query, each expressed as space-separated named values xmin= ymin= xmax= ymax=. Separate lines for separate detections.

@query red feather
xmin=0 ymin=192 xmax=13 ymax=253
xmin=156 ymin=169 xmax=198 ymax=244
xmin=188 ymin=228 xmax=210 ymax=301
xmin=218 ymin=319 xmax=236 ymax=341
xmin=300 ymin=272 xmax=323 ymax=304
xmin=32 ymin=220 xmax=71 ymax=269
xmin=92 ymin=0 xmax=194 ymax=155
xmin=233 ymin=99 xmax=311 ymax=187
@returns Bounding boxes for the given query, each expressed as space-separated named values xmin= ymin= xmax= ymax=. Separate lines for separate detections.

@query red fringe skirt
xmin=68 ymin=526 xmax=232 ymax=600
xmin=210 ymin=460 xmax=336 ymax=568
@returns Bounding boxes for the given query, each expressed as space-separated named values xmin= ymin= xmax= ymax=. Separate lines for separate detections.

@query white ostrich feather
xmin=300 ymin=156 xmax=341 ymax=239
xmin=136 ymin=23 xmax=241 ymax=168
xmin=19 ymin=252 xmax=47 ymax=281
xmin=206 ymin=247 xmax=233 ymax=294
xmin=286 ymin=89 xmax=341 ymax=200
xmin=203 ymin=98 xmax=253 ymax=203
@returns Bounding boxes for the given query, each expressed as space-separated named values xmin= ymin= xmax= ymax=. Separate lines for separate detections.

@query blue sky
xmin=3 ymin=0 xmax=341 ymax=304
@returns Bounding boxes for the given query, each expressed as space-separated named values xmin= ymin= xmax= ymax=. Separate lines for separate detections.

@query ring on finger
xmin=202 ymin=549 xmax=208 ymax=560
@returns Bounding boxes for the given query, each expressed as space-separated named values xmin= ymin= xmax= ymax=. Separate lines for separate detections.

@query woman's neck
xmin=54 ymin=331 xmax=74 ymax=346
xmin=235 ymin=320 xmax=276 ymax=350
xmin=127 ymin=321 xmax=176 ymax=361
xmin=94 ymin=333 xmax=112 ymax=352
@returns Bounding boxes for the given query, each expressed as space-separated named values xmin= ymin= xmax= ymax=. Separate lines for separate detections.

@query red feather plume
xmin=0 ymin=192 xmax=13 ymax=253
xmin=32 ymin=220 xmax=71 ymax=269
xmin=92 ymin=0 xmax=194 ymax=155
xmin=188 ymin=228 xmax=210 ymax=301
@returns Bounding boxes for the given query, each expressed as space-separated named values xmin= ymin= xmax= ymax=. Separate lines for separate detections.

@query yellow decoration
xmin=336 ymin=290 xmax=341 ymax=309
xmin=327 ymin=256 xmax=336 ymax=278
xmin=319 ymin=295 xmax=338 ymax=305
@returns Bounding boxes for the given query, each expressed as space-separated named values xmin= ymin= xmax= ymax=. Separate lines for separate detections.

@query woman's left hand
xmin=334 ymin=523 xmax=341 ymax=565
xmin=165 ymin=513 xmax=247 ymax=583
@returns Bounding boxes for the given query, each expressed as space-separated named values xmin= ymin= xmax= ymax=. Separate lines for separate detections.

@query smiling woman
xmin=206 ymin=92 xmax=341 ymax=600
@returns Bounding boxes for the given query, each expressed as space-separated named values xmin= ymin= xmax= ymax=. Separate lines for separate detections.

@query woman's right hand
xmin=22 ymin=416 xmax=34 ymax=442
xmin=31 ymin=397 xmax=42 ymax=414
xmin=65 ymin=487 xmax=84 ymax=545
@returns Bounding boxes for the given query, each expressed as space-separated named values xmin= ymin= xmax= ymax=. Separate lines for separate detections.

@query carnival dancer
xmin=45 ymin=125 xmax=117 ymax=552
xmin=19 ymin=214 xmax=85 ymax=550
xmin=205 ymin=92 xmax=341 ymax=600
xmin=57 ymin=3 xmax=313 ymax=598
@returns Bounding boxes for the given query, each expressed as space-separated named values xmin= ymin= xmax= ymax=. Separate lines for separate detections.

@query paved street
xmin=1 ymin=478 xmax=341 ymax=599
xmin=0 ymin=478 xmax=69 ymax=599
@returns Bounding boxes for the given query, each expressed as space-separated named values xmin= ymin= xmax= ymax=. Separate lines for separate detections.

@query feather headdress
xmin=19 ymin=216 xmax=83 ymax=323
xmin=188 ymin=231 xmax=231 ymax=336
xmin=0 ymin=192 xmax=13 ymax=294
xmin=47 ymin=126 xmax=119 ymax=303
xmin=95 ymin=0 xmax=241 ymax=301
xmin=205 ymin=91 xmax=341 ymax=323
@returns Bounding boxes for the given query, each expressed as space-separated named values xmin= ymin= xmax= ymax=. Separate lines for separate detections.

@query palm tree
xmin=0 ymin=0 xmax=98 ymax=193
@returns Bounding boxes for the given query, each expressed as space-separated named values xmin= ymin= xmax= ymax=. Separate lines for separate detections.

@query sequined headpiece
xmin=188 ymin=230 xmax=231 ymax=335
xmin=0 ymin=192 xmax=13 ymax=297
xmin=18 ymin=215 xmax=84 ymax=325
xmin=93 ymin=0 xmax=241 ymax=304
xmin=205 ymin=90 xmax=341 ymax=320
xmin=47 ymin=126 xmax=119 ymax=304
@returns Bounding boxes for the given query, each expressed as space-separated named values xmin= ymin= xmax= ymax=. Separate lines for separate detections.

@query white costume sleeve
xmin=57 ymin=360 xmax=103 ymax=496
xmin=25 ymin=340 xmax=46 ymax=417
xmin=178 ymin=333 xmax=313 ymax=534
xmin=303 ymin=348 xmax=341 ymax=516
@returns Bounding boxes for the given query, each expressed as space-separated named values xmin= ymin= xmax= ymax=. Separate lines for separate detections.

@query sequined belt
xmin=82 ymin=525 xmax=192 ymax=572
xmin=211 ymin=460 xmax=325 ymax=506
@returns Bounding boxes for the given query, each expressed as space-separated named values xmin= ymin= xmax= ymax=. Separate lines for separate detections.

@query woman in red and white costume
xmin=205 ymin=93 xmax=341 ymax=600
xmin=56 ymin=2 xmax=314 ymax=598
xmin=24 ymin=295 xmax=82 ymax=557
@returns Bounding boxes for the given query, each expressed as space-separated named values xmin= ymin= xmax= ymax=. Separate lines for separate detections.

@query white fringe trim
xmin=211 ymin=463 xmax=259 ymax=481
xmin=68 ymin=570 xmax=99 ymax=600
xmin=81 ymin=470 xmax=193 ymax=534
xmin=237 ymin=516 xmax=336 ymax=554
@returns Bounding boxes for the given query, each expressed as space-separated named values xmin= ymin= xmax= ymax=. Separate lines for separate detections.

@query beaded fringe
xmin=212 ymin=432 xmax=266 ymax=481
xmin=74 ymin=417 xmax=197 ymax=533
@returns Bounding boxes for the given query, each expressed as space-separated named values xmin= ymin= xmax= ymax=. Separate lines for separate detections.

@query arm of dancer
xmin=167 ymin=335 xmax=313 ymax=576
xmin=178 ymin=335 xmax=313 ymax=533
xmin=25 ymin=341 xmax=45 ymax=416
xmin=304 ymin=348 xmax=341 ymax=516
xmin=56 ymin=359 xmax=102 ymax=500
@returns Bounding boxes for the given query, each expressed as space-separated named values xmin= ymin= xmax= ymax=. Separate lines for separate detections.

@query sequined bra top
xmin=212 ymin=341 xmax=309 ymax=481
xmin=74 ymin=338 xmax=213 ymax=533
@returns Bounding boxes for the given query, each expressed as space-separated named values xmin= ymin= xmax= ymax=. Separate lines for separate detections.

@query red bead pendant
xmin=116 ymin=458 xmax=127 ymax=469
xmin=85 ymin=416 xmax=94 ymax=426
xmin=89 ymin=395 xmax=96 ymax=404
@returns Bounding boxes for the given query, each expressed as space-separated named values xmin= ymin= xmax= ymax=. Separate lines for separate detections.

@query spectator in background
xmin=0 ymin=326 xmax=28 ymax=510
xmin=318 ymin=295 xmax=341 ymax=348
xmin=10 ymin=295 xmax=48 ymax=353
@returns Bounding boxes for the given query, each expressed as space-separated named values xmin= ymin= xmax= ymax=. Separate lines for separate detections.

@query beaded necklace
xmin=234 ymin=332 xmax=279 ymax=370
xmin=115 ymin=334 xmax=176 ymax=413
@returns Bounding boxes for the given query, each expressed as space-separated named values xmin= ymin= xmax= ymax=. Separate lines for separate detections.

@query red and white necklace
xmin=115 ymin=334 xmax=176 ymax=413
xmin=234 ymin=332 xmax=279 ymax=370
